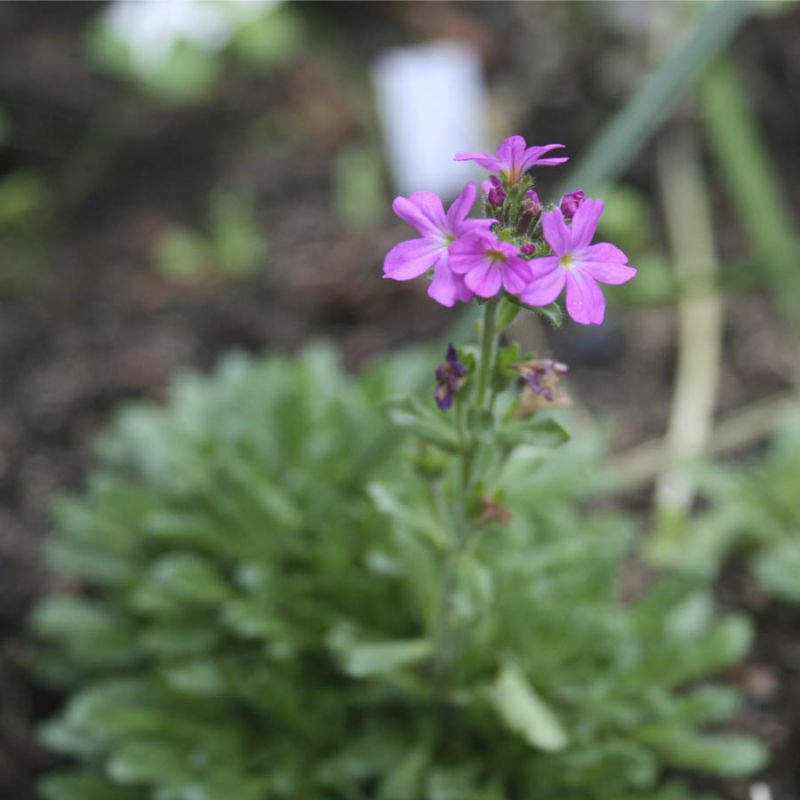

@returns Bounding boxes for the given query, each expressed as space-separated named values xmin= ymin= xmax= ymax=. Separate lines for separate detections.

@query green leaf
xmin=132 ymin=552 xmax=230 ymax=613
xmin=39 ymin=770 xmax=139 ymax=800
xmin=154 ymin=226 xmax=213 ymax=284
xmin=533 ymin=302 xmax=564 ymax=328
xmin=162 ymin=659 xmax=226 ymax=695
xmin=427 ymin=767 xmax=479 ymax=800
xmin=368 ymin=482 xmax=447 ymax=548
xmin=378 ymin=747 xmax=428 ymax=800
xmin=339 ymin=639 xmax=433 ymax=678
xmin=328 ymin=627 xmax=433 ymax=678
xmin=385 ymin=396 xmax=461 ymax=452
xmin=657 ymin=734 xmax=767 ymax=777
xmin=488 ymin=663 xmax=568 ymax=752
xmin=562 ymin=1 xmax=752 ymax=192
xmin=107 ymin=739 xmax=195 ymax=788
xmin=496 ymin=298 xmax=522 ymax=331
xmin=505 ymin=295 xmax=564 ymax=328
xmin=497 ymin=416 xmax=570 ymax=449
xmin=31 ymin=599 xmax=136 ymax=669
xmin=753 ymin=539 xmax=800 ymax=602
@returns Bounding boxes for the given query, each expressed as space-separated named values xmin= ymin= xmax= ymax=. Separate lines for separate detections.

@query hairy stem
xmin=431 ymin=300 xmax=500 ymax=688
xmin=475 ymin=298 xmax=500 ymax=410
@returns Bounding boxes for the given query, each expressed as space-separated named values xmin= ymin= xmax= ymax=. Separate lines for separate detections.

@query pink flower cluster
xmin=383 ymin=135 xmax=636 ymax=325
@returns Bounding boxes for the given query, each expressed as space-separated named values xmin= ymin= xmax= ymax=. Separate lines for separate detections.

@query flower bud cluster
xmin=383 ymin=135 xmax=637 ymax=325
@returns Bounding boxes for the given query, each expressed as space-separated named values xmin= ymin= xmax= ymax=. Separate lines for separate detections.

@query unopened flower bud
xmin=486 ymin=175 xmax=506 ymax=208
xmin=434 ymin=344 xmax=467 ymax=410
xmin=524 ymin=190 xmax=542 ymax=217
xmin=520 ymin=243 xmax=537 ymax=257
xmin=560 ymin=190 xmax=585 ymax=219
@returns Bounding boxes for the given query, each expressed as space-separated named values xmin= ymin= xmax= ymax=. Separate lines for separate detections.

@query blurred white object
xmin=104 ymin=0 xmax=280 ymax=71
xmin=372 ymin=40 xmax=488 ymax=199
xmin=750 ymin=784 xmax=772 ymax=800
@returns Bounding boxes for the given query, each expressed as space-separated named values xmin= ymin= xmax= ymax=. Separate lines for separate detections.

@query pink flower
xmin=383 ymin=182 xmax=494 ymax=307
xmin=449 ymin=231 xmax=532 ymax=299
xmin=455 ymin=136 xmax=568 ymax=185
xmin=520 ymin=199 xmax=636 ymax=325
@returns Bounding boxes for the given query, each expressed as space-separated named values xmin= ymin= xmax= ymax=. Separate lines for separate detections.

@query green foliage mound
xmin=34 ymin=347 xmax=765 ymax=800
xmin=661 ymin=412 xmax=800 ymax=604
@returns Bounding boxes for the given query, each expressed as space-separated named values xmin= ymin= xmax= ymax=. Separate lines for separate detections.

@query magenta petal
xmin=429 ymin=261 xmax=473 ymax=307
xmin=496 ymin=136 xmax=525 ymax=169
xmin=577 ymin=244 xmax=637 ymax=285
xmin=569 ymin=198 xmax=604 ymax=250
xmin=449 ymin=237 xmax=487 ymax=275
xmin=519 ymin=143 xmax=566 ymax=171
xmin=460 ymin=218 xmax=497 ymax=236
xmin=534 ymin=157 xmax=570 ymax=166
xmin=383 ymin=238 xmax=442 ymax=281
xmin=501 ymin=257 xmax=534 ymax=296
xmin=392 ymin=192 xmax=446 ymax=237
xmin=453 ymin=151 xmax=502 ymax=171
xmin=565 ymin=270 xmax=605 ymax=325
xmin=541 ymin=208 xmax=571 ymax=256
xmin=446 ymin=182 xmax=477 ymax=227
xmin=520 ymin=259 xmax=566 ymax=306
xmin=465 ymin=262 xmax=502 ymax=298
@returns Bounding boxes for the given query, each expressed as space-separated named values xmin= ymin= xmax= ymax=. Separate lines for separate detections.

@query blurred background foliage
xmin=0 ymin=1 xmax=799 ymax=799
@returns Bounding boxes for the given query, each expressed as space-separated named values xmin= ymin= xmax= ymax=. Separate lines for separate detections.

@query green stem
xmin=431 ymin=300 xmax=500 ymax=689
xmin=475 ymin=298 xmax=500 ymax=410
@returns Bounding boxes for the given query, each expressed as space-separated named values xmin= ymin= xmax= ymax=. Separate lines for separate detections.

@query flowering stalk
xmin=475 ymin=298 xmax=499 ymax=410
xmin=383 ymin=135 xmax=638 ymax=692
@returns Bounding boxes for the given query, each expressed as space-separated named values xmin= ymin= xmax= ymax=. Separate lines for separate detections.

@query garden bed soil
xmin=2 ymin=3 xmax=800 ymax=798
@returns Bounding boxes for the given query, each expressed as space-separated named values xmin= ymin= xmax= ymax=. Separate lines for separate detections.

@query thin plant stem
xmin=431 ymin=300 xmax=501 ymax=690
xmin=475 ymin=298 xmax=500 ymax=410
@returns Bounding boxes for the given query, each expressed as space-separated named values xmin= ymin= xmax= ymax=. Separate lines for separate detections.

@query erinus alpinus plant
xmin=35 ymin=137 xmax=765 ymax=800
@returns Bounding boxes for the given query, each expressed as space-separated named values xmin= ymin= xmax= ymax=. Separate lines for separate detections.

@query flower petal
xmin=565 ymin=270 xmax=605 ymax=325
xmin=392 ymin=192 xmax=447 ymax=237
xmin=449 ymin=235 xmax=489 ymax=275
xmin=501 ymin=256 xmax=534 ymax=296
xmin=541 ymin=208 xmax=571 ymax=256
xmin=446 ymin=182 xmax=477 ymax=227
xmin=496 ymin=136 xmax=526 ymax=171
xmin=569 ymin=198 xmax=604 ymax=250
xmin=534 ymin=156 xmax=570 ymax=166
xmin=519 ymin=143 xmax=567 ymax=171
xmin=464 ymin=262 xmax=502 ymax=298
xmin=383 ymin=238 xmax=442 ymax=281
xmin=577 ymin=243 xmax=637 ymax=285
xmin=429 ymin=261 xmax=474 ymax=307
xmin=453 ymin=151 xmax=502 ymax=171
xmin=520 ymin=258 xmax=566 ymax=306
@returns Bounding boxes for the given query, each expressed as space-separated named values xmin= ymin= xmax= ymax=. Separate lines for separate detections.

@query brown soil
xmin=1 ymin=3 xmax=799 ymax=798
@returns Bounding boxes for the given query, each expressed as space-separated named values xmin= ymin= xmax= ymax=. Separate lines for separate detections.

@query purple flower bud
xmin=560 ymin=190 xmax=585 ymax=219
xmin=435 ymin=344 xmax=467 ymax=410
xmin=485 ymin=176 xmax=506 ymax=208
xmin=520 ymin=243 xmax=537 ymax=256
xmin=487 ymin=186 xmax=506 ymax=207
xmin=524 ymin=190 xmax=542 ymax=214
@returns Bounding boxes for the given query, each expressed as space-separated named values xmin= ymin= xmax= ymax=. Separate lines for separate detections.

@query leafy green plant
xmin=34 ymin=344 xmax=765 ymax=800
xmin=653 ymin=412 xmax=800 ymax=604
xmin=87 ymin=3 xmax=304 ymax=104
xmin=155 ymin=193 xmax=265 ymax=284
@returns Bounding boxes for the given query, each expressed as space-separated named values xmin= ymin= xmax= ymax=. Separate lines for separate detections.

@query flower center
xmin=487 ymin=248 xmax=507 ymax=265
xmin=559 ymin=254 xmax=575 ymax=270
